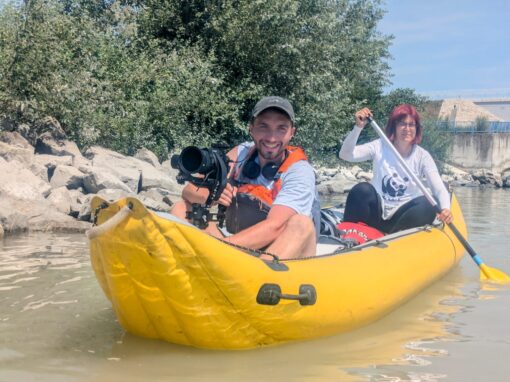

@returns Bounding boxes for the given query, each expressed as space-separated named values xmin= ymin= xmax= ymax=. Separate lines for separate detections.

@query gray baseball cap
xmin=251 ymin=96 xmax=295 ymax=123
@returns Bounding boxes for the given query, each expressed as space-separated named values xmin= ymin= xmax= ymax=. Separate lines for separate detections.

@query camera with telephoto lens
xmin=171 ymin=145 xmax=230 ymax=229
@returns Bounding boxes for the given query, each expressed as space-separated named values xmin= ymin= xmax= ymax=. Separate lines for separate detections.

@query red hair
xmin=385 ymin=104 xmax=423 ymax=145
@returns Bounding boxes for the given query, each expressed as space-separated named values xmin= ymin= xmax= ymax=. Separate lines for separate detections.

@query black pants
xmin=343 ymin=182 xmax=436 ymax=234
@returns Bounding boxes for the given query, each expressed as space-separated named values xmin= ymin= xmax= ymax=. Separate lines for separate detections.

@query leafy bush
xmin=137 ymin=0 xmax=391 ymax=160
xmin=474 ymin=116 xmax=489 ymax=132
xmin=420 ymin=119 xmax=452 ymax=172
xmin=1 ymin=0 xmax=393 ymax=161
xmin=0 ymin=1 xmax=242 ymax=157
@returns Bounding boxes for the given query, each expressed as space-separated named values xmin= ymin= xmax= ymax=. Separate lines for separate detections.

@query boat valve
xmin=256 ymin=283 xmax=317 ymax=306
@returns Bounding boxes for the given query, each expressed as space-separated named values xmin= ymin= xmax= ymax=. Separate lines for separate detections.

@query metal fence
xmin=437 ymin=121 xmax=510 ymax=133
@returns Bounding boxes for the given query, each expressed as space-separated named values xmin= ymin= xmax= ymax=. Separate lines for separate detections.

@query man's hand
xmin=216 ymin=183 xmax=237 ymax=207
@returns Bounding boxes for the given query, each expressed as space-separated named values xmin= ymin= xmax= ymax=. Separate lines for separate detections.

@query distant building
xmin=425 ymin=98 xmax=510 ymax=124
xmin=473 ymin=99 xmax=510 ymax=121
xmin=424 ymin=99 xmax=510 ymax=173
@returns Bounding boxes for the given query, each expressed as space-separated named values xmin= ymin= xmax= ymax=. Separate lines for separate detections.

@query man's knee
xmin=285 ymin=214 xmax=315 ymax=237
xmin=170 ymin=200 xmax=188 ymax=219
xmin=285 ymin=214 xmax=316 ymax=257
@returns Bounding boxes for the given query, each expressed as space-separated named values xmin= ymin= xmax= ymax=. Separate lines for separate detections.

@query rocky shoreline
xmin=316 ymin=162 xmax=510 ymax=196
xmin=1 ymin=130 xmax=509 ymax=239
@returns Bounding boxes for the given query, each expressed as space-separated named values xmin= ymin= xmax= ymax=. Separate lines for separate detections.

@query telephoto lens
xmin=171 ymin=146 xmax=216 ymax=175
xmin=180 ymin=146 xmax=214 ymax=174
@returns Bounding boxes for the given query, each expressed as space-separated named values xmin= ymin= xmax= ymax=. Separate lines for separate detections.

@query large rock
xmin=69 ymin=189 xmax=86 ymax=218
xmin=0 ymin=157 xmax=51 ymax=200
xmin=317 ymin=181 xmax=347 ymax=196
xmin=315 ymin=167 xmax=338 ymax=184
xmin=27 ymin=212 xmax=90 ymax=232
xmin=337 ymin=167 xmax=359 ymax=182
xmin=502 ymin=170 xmax=510 ymax=188
xmin=0 ymin=196 xmax=90 ymax=233
xmin=138 ymin=195 xmax=172 ymax=212
xmin=46 ymin=186 xmax=72 ymax=214
xmin=350 ymin=165 xmax=364 ymax=178
xmin=35 ymin=153 xmax=74 ymax=170
xmin=30 ymin=116 xmax=67 ymax=144
xmin=316 ymin=172 xmax=358 ymax=196
xmin=161 ymin=158 xmax=180 ymax=176
xmin=34 ymin=154 xmax=74 ymax=182
xmin=321 ymin=168 xmax=339 ymax=178
xmin=97 ymin=188 xmax=135 ymax=201
xmin=35 ymin=132 xmax=84 ymax=160
xmin=82 ymin=167 xmax=133 ymax=194
xmin=84 ymin=146 xmax=141 ymax=192
xmin=138 ymin=188 xmax=174 ymax=211
xmin=139 ymin=187 xmax=179 ymax=204
xmin=85 ymin=146 xmax=182 ymax=194
xmin=50 ymin=165 xmax=85 ymax=189
xmin=356 ymin=170 xmax=373 ymax=181
xmin=138 ymin=161 xmax=180 ymax=192
xmin=135 ymin=148 xmax=161 ymax=168
xmin=29 ymin=161 xmax=50 ymax=182
xmin=440 ymin=163 xmax=473 ymax=186
xmin=0 ymin=131 xmax=33 ymax=150
xmin=0 ymin=141 xmax=34 ymax=165
xmin=77 ymin=194 xmax=97 ymax=222
xmin=472 ymin=170 xmax=503 ymax=187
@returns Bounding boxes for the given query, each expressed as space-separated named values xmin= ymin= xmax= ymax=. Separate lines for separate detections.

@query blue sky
xmin=378 ymin=0 xmax=510 ymax=99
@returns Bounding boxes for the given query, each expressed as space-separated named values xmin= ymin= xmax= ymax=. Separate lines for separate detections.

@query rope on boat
xmin=217 ymin=238 xmax=280 ymax=262
xmin=86 ymin=204 xmax=133 ymax=240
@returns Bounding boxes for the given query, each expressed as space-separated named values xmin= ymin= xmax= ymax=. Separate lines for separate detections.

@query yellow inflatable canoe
xmin=88 ymin=194 xmax=466 ymax=350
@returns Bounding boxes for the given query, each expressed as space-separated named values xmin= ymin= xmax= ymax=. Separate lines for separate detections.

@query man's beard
xmin=259 ymin=146 xmax=285 ymax=162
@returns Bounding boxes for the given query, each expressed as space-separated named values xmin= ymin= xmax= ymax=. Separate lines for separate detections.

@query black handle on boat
xmin=256 ymin=283 xmax=317 ymax=306
xmin=367 ymin=116 xmax=510 ymax=283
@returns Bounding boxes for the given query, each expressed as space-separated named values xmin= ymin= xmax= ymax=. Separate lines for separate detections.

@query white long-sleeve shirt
xmin=339 ymin=126 xmax=450 ymax=220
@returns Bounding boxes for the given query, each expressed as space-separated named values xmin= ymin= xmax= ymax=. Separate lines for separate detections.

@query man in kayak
xmin=171 ymin=96 xmax=320 ymax=259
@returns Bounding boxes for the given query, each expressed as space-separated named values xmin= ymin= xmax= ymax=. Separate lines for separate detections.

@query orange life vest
xmin=234 ymin=145 xmax=308 ymax=206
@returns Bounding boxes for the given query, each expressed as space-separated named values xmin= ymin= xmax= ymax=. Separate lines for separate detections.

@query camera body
xmin=171 ymin=145 xmax=230 ymax=228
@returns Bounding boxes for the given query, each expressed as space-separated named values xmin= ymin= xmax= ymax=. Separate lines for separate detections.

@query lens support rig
xmin=171 ymin=145 xmax=230 ymax=229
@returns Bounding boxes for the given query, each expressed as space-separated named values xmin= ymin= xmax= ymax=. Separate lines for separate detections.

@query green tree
xmin=135 ymin=0 xmax=391 ymax=159
xmin=0 ymin=0 xmax=240 ymax=156
xmin=420 ymin=119 xmax=452 ymax=172
xmin=373 ymin=87 xmax=428 ymax=123
xmin=1 ymin=0 xmax=392 ymax=161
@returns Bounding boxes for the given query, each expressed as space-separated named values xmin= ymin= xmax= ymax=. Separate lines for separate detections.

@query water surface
xmin=1 ymin=187 xmax=509 ymax=381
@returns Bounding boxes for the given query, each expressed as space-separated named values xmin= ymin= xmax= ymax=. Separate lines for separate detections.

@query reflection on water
xmin=0 ymin=233 xmax=122 ymax=382
xmin=0 ymin=188 xmax=509 ymax=381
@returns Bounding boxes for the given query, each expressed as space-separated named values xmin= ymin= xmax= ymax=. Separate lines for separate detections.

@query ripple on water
xmin=0 ymin=232 xmax=120 ymax=381
xmin=0 ymin=233 xmax=87 ymax=294
xmin=1 ymin=189 xmax=509 ymax=382
xmin=0 ymin=232 xmax=96 ymax=325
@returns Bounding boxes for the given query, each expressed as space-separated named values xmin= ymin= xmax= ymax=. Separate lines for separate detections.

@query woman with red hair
xmin=339 ymin=105 xmax=452 ymax=234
